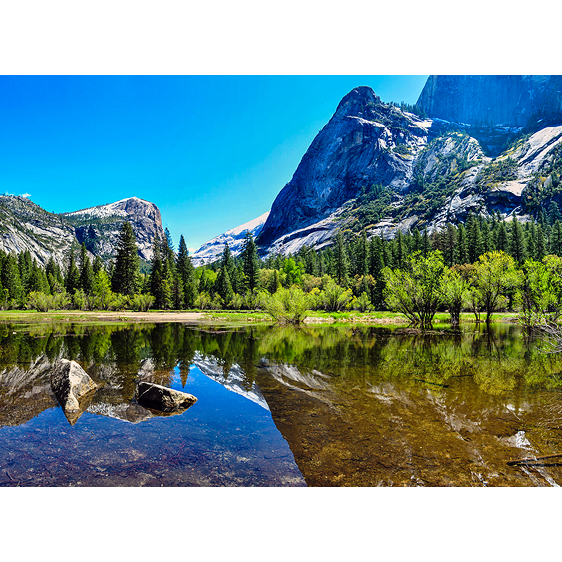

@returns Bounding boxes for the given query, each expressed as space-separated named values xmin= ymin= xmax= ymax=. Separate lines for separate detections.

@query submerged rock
xmin=50 ymin=360 xmax=98 ymax=424
xmin=135 ymin=381 xmax=197 ymax=413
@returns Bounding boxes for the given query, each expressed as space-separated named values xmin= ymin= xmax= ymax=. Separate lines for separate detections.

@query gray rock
xmin=0 ymin=195 xmax=165 ymax=268
xmin=50 ymin=360 xmax=98 ymax=424
xmin=135 ymin=381 xmax=197 ymax=413
xmin=417 ymin=75 xmax=562 ymax=128
xmin=256 ymin=86 xmax=432 ymax=249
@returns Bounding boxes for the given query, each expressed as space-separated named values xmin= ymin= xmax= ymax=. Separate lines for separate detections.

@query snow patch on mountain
xmin=192 ymin=211 xmax=270 ymax=266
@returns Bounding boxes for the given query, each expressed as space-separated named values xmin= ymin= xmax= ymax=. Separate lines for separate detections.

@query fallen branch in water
xmin=507 ymin=452 xmax=562 ymax=466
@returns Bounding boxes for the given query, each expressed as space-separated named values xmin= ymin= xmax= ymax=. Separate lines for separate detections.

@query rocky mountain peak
xmin=334 ymin=86 xmax=382 ymax=118
xmin=256 ymin=86 xmax=431 ymax=250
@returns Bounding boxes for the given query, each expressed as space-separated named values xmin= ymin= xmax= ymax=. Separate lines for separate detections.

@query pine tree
xmin=176 ymin=235 xmax=196 ymax=308
xmin=28 ymin=259 xmax=50 ymax=294
xmin=411 ymin=228 xmax=423 ymax=254
xmin=355 ymin=231 xmax=368 ymax=277
xmin=2 ymin=254 xmax=24 ymax=304
xmin=422 ymin=228 xmax=430 ymax=258
xmin=466 ymin=214 xmax=483 ymax=263
xmin=496 ymin=220 xmax=509 ymax=253
xmin=551 ymin=220 xmax=562 ymax=255
xmin=65 ymin=249 xmax=80 ymax=294
xmin=150 ymin=233 xmax=166 ymax=308
xmin=92 ymin=255 xmax=103 ymax=276
xmin=369 ymin=237 xmax=386 ymax=309
xmin=394 ymin=231 xmax=404 ymax=269
xmin=216 ymin=265 xmax=234 ymax=305
xmin=18 ymin=250 xmax=33 ymax=293
xmin=79 ymin=243 xmax=94 ymax=294
xmin=112 ymin=221 xmax=140 ymax=296
xmin=455 ymin=225 xmax=469 ymax=264
xmin=481 ymin=220 xmax=493 ymax=254
xmin=549 ymin=201 xmax=561 ymax=225
xmin=333 ymin=231 xmax=350 ymax=286
xmin=510 ymin=215 xmax=527 ymax=264
xmin=443 ymin=223 xmax=456 ymax=267
xmin=536 ymin=223 xmax=546 ymax=260
xmin=241 ymin=231 xmax=260 ymax=293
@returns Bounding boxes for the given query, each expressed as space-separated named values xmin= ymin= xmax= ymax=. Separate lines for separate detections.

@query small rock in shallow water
xmin=135 ymin=381 xmax=197 ymax=413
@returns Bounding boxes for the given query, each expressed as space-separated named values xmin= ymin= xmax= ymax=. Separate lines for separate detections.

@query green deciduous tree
xmin=440 ymin=266 xmax=470 ymax=328
xmin=382 ymin=250 xmax=445 ymax=329
xmin=473 ymin=251 xmax=521 ymax=324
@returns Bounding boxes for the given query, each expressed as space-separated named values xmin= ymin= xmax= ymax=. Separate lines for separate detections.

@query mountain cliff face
xmin=0 ymin=195 xmax=164 ymax=267
xmin=417 ymin=75 xmax=562 ymax=128
xmin=244 ymin=77 xmax=562 ymax=256
xmin=256 ymin=86 xmax=433 ymax=250
xmin=62 ymin=197 xmax=164 ymax=263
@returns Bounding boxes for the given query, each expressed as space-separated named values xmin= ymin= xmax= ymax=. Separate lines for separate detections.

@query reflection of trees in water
xmin=2 ymin=322 xmax=562 ymax=398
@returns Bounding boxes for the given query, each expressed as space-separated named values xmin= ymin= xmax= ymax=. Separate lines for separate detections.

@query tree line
xmin=1 ymin=212 xmax=562 ymax=326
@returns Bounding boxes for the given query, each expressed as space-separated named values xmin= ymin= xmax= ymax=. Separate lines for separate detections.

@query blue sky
xmin=0 ymin=75 xmax=428 ymax=252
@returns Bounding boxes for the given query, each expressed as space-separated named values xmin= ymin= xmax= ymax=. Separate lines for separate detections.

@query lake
xmin=1 ymin=320 xmax=562 ymax=486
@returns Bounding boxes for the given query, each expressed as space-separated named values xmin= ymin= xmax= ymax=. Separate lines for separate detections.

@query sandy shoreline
xmin=0 ymin=311 xmax=206 ymax=323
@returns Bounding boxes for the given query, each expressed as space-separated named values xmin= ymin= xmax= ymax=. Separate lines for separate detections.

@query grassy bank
xmin=0 ymin=309 xmax=519 ymax=326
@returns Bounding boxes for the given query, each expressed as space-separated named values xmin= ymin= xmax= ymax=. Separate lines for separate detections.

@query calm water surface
xmin=2 ymin=321 xmax=562 ymax=487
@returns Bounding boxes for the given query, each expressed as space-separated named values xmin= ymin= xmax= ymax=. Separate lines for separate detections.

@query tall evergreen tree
xmin=510 ymin=215 xmax=527 ymax=264
xmin=527 ymin=221 xmax=537 ymax=260
xmin=92 ymin=255 xmax=103 ymax=276
xmin=112 ymin=221 xmax=140 ymax=295
xmin=422 ymin=228 xmax=430 ymax=258
xmin=466 ymin=214 xmax=483 ymax=263
xmin=333 ymin=231 xmax=350 ymax=286
xmin=18 ymin=250 xmax=33 ymax=293
xmin=481 ymin=220 xmax=493 ymax=254
xmin=28 ymin=260 xmax=50 ymax=294
xmin=536 ymin=223 xmax=547 ymax=260
xmin=241 ymin=231 xmax=260 ymax=293
xmin=455 ymin=225 xmax=469 ymax=264
xmin=496 ymin=220 xmax=509 ymax=253
xmin=355 ymin=231 xmax=369 ymax=277
xmin=443 ymin=223 xmax=456 ymax=267
xmin=176 ymin=235 xmax=196 ymax=308
xmin=2 ymin=254 xmax=24 ymax=304
xmin=215 ymin=266 xmax=234 ymax=305
xmin=394 ymin=231 xmax=404 ymax=269
xmin=79 ymin=243 xmax=94 ymax=294
xmin=65 ymin=249 xmax=80 ymax=294
xmin=551 ymin=220 xmax=562 ymax=255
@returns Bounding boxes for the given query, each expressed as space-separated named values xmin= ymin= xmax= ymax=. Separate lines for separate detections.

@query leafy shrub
xmin=129 ymin=293 xmax=154 ymax=312
xmin=320 ymin=280 xmax=354 ymax=312
xmin=354 ymin=291 xmax=373 ymax=312
xmin=264 ymin=286 xmax=310 ymax=324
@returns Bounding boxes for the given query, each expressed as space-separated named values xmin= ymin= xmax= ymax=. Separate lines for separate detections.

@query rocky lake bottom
xmin=1 ymin=321 xmax=562 ymax=487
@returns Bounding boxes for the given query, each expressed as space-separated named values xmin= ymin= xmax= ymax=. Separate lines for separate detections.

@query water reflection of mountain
xmin=3 ymin=323 xmax=562 ymax=486
xmin=192 ymin=351 xmax=269 ymax=410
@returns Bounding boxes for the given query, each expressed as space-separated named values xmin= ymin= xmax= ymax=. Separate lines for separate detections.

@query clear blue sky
xmin=0 ymin=75 xmax=428 ymax=252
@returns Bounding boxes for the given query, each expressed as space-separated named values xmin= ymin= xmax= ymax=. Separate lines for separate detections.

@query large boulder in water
xmin=135 ymin=381 xmax=197 ymax=413
xmin=50 ymin=360 xmax=98 ymax=424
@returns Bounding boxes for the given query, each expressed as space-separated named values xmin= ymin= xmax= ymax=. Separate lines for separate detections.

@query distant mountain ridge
xmin=0 ymin=195 xmax=165 ymax=267
xmin=191 ymin=211 xmax=270 ymax=265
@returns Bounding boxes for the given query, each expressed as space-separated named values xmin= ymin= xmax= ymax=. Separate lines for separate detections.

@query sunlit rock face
xmin=417 ymin=75 xmax=562 ymax=128
xmin=62 ymin=196 xmax=165 ymax=262
xmin=256 ymin=86 xmax=432 ymax=250
xmin=0 ymin=195 xmax=165 ymax=267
